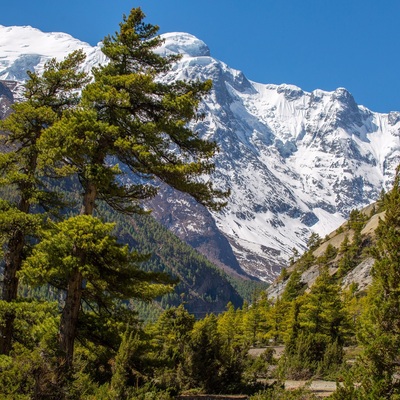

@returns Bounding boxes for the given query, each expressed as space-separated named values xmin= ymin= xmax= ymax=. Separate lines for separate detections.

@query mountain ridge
xmin=1 ymin=25 xmax=399 ymax=281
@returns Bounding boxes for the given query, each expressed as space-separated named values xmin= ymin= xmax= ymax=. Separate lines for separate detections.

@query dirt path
xmin=248 ymin=346 xmax=285 ymax=358
xmin=263 ymin=380 xmax=337 ymax=398
xmin=285 ymin=380 xmax=337 ymax=397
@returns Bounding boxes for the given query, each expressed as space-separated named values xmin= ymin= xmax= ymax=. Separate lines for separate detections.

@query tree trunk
xmin=81 ymin=181 xmax=97 ymax=215
xmin=0 ymin=230 xmax=25 ymax=354
xmin=0 ymin=196 xmax=30 ymax=355
xmin=58 ymin=268 xmax=83 ymax=374
xmin=57 ymin=180 xmax=97 ymax=376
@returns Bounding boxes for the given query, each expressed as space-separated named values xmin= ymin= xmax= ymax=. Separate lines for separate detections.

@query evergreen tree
xmin=289 ymin=248 xmax=300 ymax=266
xmin=261 ymin=276 xmax=303 ymax=348
xmin=186 ymin=314 xmax=222 ymax=392
xmin=355 ymin=167 xmax=400 ymax=397
xmin=299 ymin=269 xmax=350 ymax=347
xmin=0 ymin=50 xmax=88 ymax=355
xmin=21 ymin=215 xmax=175 ymax=383
xmin=307 ymin=232 xmax=321 ymax=251
xmin=41 ymin=8 xmax=227 ymax=216
xmin=186 ymin=313 xmax=247 ymax=393
xmin=0 ymin=299 xmax=60 ymax=398
xmin=281 ymin=270 xmax=304 ymax=303
xmin=281 ymin=269 xmax=351 ymax=379
xmin=316 ymin=243 xmax=337 ymax=266
xmin=238 ymin=293 xmax=271 ymax=347
xmin=33 ymin=7 xmax=227 ymax=377
xmin=148 ymin=305 xmax=195 ymax=391
xmin=339 ymin=234 xmax=351 ymax=254
xmin=265 ymin=297 xmax=291 ymax=345
xmin=242 ymin=301 xmax=262 ymax=347
xmin=348 ymin=209 xmax=367 ymax=232
xmin=109 ymin=328 xmax=141 ymax=399
xmin=217 ymin=302 xmax=240 ymax=348
xmin=251 ymin=292 xmax=271 ymax=346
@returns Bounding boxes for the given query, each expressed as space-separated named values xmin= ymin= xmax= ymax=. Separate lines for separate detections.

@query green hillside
xmin=100 ymin=205 xmax=266 ymax=319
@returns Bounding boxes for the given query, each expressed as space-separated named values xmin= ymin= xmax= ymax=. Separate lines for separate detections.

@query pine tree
xmin=307 ymin=232 xmax=322 ymax=251
xmin=40 ymin=8 xmax=228 ymax=216
xmin=0 ymin=50 xmax=88 ymax=355
xmin=299 ymin=269 xmax=350 ymax=347
xmin=109 ymin=327 xmax=141 ymax=398
xmin=21 ymin=215 xmax=175 ymax=381
xmin=242 ymin=301 xmax=262 ymax=346
xmin=281 ymin=270 xmax=304 ymax=303
xmin=186 ymin=314 xmax=222 ymax=392
xmin=217 ymin=302 xmax=240 ymax=348
xmin=149 ymin=305 xmax=195 ymax=391
xmin=282 ymin=269 xmax=351 ymax=379
xmin=186 ymin=313 xmax=246 ymax=393
xmin=33 ymin=7 xmax=227 ymax=376
xmin=265 ymin=297 xmax=291 ymax=344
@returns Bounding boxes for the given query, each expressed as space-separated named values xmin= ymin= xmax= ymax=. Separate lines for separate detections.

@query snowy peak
xmin=157 ymin=32 xmax=210 ymax=57
xmin=0 ymin=25 xmax=106 ymax=80
xmin=168 ymin=56 xmax=400 ymax=279
xmin=276 ymin=83 xmax=304 ymax=101
xmin=150 ymin=35 xmax=400 ymax=280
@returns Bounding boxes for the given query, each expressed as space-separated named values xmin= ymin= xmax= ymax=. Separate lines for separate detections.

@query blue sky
xmin=2 ymin=0 xmax=400 ymax=113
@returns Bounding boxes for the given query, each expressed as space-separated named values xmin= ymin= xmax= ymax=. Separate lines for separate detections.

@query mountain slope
xmin=153 ymin=32 xmax=400 ymax=280
xmin=266 ymin=202 xmax=380 ymax=300
xmin=104 ymin=208 xmax=246 ymax=316
xmin=1 ymin=25 xmax=399 ymax=281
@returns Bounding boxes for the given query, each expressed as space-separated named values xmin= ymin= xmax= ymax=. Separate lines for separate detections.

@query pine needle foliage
xmin=0 ymin=50 xmax=89 ymax=355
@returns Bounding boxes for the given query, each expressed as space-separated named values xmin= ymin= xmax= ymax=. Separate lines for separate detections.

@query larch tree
xmin=34 ymin=7 xmax=228 ymax=375
xmin=0 ymin=50 xmax=89 ymax=355
xmin=282 ymin=268 xmax=351 ymax=379
xmin=281 ymin=270 xmax=304 ymax=303
xmin=217 ymin=302 xmax=241 ymax=349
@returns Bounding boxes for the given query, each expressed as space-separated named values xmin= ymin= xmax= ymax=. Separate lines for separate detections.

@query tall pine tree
xmin=0 ymin=51 xmax=88 ymax=355
xmin=34 ymin=7 xmax=228 ymax=375
xmin=21 ymin=215 xmax=175 ymax=381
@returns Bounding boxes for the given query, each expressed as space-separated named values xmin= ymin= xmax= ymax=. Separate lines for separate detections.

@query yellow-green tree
xmin=282 ymin=269 xmax=352 ymax=379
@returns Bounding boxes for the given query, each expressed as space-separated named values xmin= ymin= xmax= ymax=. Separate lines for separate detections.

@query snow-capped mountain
xmin=0 ymin=25 xmax=106 ymax=80
xmin=1 ymin=25 xmax=399 ymax=281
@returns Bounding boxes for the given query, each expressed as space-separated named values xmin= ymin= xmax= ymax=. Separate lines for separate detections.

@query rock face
xmin=1 ymin=26 xmax=400 ymax=281
xmin=146 ymin=184 xmax=249 ymax=279
xmin=0 ymin=81 xmax=20 ymax=120
xmin=341 ymin=258 xmax=374 ymax=292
